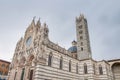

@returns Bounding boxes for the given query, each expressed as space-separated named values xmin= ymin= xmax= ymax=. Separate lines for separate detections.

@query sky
xmin=0 ymin=0 xmax=120 ymax=62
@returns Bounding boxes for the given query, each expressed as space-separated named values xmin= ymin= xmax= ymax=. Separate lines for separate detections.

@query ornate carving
xmin=33 ymin=35 xmax=40 ymax=48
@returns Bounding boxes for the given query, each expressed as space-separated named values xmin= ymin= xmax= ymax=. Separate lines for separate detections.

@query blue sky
xmin=0 ymin=0 xmax=120 ymax=61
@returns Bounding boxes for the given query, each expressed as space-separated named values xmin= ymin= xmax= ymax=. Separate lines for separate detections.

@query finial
xmin=72 ymin=40 xmax=77 ymax=46
xmin=31 ymin=16 xmax=36 ymax=26
xmin=38 ymin=17 xmax=41 ymax=22
xmin=80 ymin=14 xmax=84 ymax=18
xmin=33 ymin=16 xmax=36 ymax=20
xmin=32 ymin=16 xmax=36 ymax=23
xmin=43 ymin=22 xmax=46 ymax=27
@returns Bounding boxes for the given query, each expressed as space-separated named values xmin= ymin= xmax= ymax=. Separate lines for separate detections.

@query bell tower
xmin=76 ymin=14 xmax=92 ymax=60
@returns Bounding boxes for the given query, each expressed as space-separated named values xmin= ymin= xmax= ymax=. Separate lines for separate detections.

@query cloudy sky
xmin=0 ymin=0 xmax=120 ymax=62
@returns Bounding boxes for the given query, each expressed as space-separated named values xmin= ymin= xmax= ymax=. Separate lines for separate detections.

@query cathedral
xmin=8 ymin=14 xmax=120 ymax=80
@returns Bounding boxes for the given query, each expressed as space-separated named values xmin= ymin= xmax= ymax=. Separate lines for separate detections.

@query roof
xmin=68 ymin=46 xmax=77 ymax=53
xmin=107 ymin=59 xmax=120 ymax=62
xmin=0 ymin=59 xmax=11 ymax=64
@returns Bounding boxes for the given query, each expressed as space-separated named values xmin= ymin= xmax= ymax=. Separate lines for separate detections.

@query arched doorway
xmin=112 ymin=63 xmax=120 ymax=80
xmin=28 ymin=55 xmax=34 ymax=80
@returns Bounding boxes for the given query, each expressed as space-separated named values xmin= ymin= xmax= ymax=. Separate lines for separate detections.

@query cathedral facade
xmin=8 ymin=14 xmax=120 ymax=80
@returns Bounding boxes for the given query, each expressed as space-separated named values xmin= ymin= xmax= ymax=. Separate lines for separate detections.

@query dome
xmin=68 ymin=46 xmax=77 ymax=53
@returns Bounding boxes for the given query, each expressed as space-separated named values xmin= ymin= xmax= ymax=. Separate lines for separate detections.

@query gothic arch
xmin=69 ymin=60 xmax=71 ymax=72
xmin=84 ymin=63 xmax=88 ymax=74
xmin=99 ymin=64 xmax=103 ymax=75
xmin=76 ymin=63 xmax=78 ymax=74
xmin=27 ymin=54 xmax=34 ymax=62
xmin=112 ymin=62 xmax=120 ymax=80
xmin=48 ymin=52 xmax=53 ymax=67
xmin=60 ymin=56 xmax=63 ymax=69
xmin=93 ymin=64 xmax=96 ymax=74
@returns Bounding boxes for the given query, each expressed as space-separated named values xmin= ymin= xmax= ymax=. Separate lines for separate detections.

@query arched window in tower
xmin=76 ymin=63 xmax=78 ymax=74
xmin=99 ymin=65 xmax=103 ymax=75
xmin=80 ymin=36 xmax=83 ymax=40
xmin=20 ymin=68 xmax=25 ymax=80
xmin=84 ymin=63 xmax=88 ymax=74
xmin=69 ymin=60 xmax=71 ymax=72
xmin=48 ymin=52 xmax=53 ymax=67
xmin=60 ymin=56 xmax=63 ymax=69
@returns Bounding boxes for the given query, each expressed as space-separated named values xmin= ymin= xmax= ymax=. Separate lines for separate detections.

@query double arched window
xmin=99 ymin=65 xmax=103 ymax=75
xmin=60 ymin=57 xmax=63 ymax=69
xmin=48 ymin=53 xmax=53 ymax=67
xmin=84 ymin=63 xmax=88 ymax=74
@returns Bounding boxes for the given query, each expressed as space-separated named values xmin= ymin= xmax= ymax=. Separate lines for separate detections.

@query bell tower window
xmin=81 ymin=47 xmax=83 ymax=51
xmin=79 ymin=25 xmax=82 ymax=29
xmin=79 ymin=30 xmax=83 ymax=34
xmin=80 ymin=36 xmax=83 ymax=40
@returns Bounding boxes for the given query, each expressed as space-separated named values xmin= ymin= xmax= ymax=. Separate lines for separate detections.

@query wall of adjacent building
xmin=0 ymin=59 xmax=10 ymax=80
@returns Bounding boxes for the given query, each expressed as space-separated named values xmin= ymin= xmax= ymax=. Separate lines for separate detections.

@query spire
xmin=31 ymin=16 xmax=36 ymax=26
xmin=76 ymin=14 xmax=85 ymax=22
xmin=36 ymin=18 xmax=41 ymax=27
